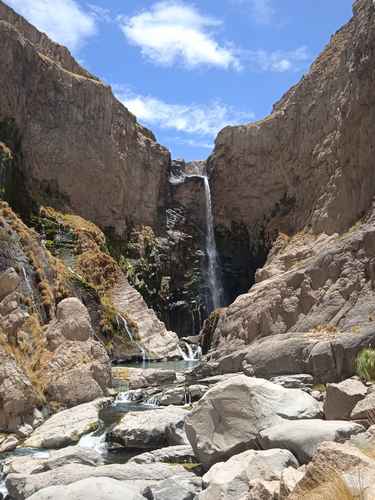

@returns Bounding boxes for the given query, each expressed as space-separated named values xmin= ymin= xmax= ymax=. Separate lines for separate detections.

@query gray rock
xmin=24 ymin=399 xmax=109 ymax=449
xmin=259 ymin=419 xmax=365 ymax=464
xmin=129 ymin=445 xmax=195 ymax=465
xmin=113 ymin=367 xmax=177 ymax=390
xmin=0 ymin=435 xmax=18 ymax=453
xmin=6 ymin=463 xmax=195 ymax=500
xmin=270 ymin=374 xmax=314 ymax=390
xmin=199 ymin=449 xmax=298 ymax=500
xmin=27 ymin=477 xmax=143 ymax=500
xmin=351 ymin=391 xmax=375 ymax=420
xmin=159 ymin=385 xmax=208 ymax=406
xmin=4 ymin=446 xmax=103 ymax=475
xmin=143 ymin=474 xmax=203 ymax=500
xmin=110 ymin=406 xmax=190 ymax=449
xmin=185 ymin=375 xmax=321 ymax=469
xmin=324 ymin=378 xmax=367 ymax=420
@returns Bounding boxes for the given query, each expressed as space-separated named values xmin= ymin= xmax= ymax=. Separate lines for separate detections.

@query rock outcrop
xmin=206 ymin=0 xmax=375 ymax=354
xmin=0 ymin=0 xmax=170 ymax=235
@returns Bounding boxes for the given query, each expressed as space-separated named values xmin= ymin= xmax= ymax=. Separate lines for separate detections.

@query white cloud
xmin=118 ymin=1 xmax=240 ymax=70
xmin=114 ymin=87 xmax=254 ymax=137
xmin=7 ymin=0 xmax=97 ymax=51
xmin=241 ymin=46 xmax=310 ymax=72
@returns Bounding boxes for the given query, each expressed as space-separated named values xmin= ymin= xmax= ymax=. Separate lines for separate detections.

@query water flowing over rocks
xmin=24 ymin=399 xmax=109 ymax=449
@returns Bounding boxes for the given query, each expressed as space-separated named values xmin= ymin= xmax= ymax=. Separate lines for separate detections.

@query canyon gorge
xmin=0 ymin=0 xmax=375 ymax=498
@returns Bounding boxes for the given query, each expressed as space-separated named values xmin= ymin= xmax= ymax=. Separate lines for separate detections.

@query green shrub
xmin=355 ymin=348 xmax=375 ymax=381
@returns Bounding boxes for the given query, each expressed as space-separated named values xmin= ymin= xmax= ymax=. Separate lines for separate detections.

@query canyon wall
xmin=0 ymin=0 xmax=170 ymax=237
xmin=209 ymin=0 xmax=375 ymax=353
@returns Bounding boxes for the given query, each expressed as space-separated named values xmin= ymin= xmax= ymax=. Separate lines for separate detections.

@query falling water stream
xmin=202 ymin=174 xmax=224 ymax=312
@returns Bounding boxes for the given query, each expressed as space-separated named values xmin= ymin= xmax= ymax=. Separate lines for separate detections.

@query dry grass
xmin=310 ymin=324 xmax=338 ymax=337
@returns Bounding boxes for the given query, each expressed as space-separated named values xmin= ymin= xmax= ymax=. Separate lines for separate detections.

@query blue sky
xmin=7 ymin=0 xmax=353 ymax=160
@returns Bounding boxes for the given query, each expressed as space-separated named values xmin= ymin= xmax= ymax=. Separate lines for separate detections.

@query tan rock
xmin=0 ymin=268 xmax=20 ymax=301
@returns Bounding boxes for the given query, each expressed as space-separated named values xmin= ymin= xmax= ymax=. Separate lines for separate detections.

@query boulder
xmin=6 ymin=462 xmax=195 ymax=500
xmin=324 ymin=378 xmax=367 ymax=420
xmin=4 ymin=446 xmax=103 ymax=475
xmin=129 ymin=445 xmax=195 ymax=465
xmin=185 ymin=375 xmax=321 ymax=468
xmin=24 ymin=399 xmax=108 ymax=449
xmin=0 ymin=434 xmax=18 ymax=453
xmin=110 ymin=406 xmax=190 ymax=449
xmin=0 ymin=268 xmax=20 ymax=300
xmin=55 ymin=298 xmax=93 ymax=342
xmin=27 ymin=477 xmax=143 ymax=500
xmin=259 ymin=419 xmax=365 ymax=464
xmin=279 ymin=466 xmax=305 ymax=499
xmin=351 ymin=391 xmax=375 ymax=421
xmin=143 ymin=474 xmax=203 ymax=500
xmin=199 ymin=449 xmax=298 ymax=500
xmin=159 ymin=385 xmax=208 ymax=406
xmin=289 ymin=441 xmax=375 ymax=499
xmin=113 ymin=367 xmax=176 ymax=390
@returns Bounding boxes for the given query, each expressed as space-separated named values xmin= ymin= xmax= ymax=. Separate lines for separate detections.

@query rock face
xmin=324 ymin=379 xmax=368 ymax=420
xmin=203 ymin=0 xmax=375 ymax=355
xmin=185 ymin=375 xmax=321 ymax=468
xmin=0 ymin=0 xmax=170 ymax=235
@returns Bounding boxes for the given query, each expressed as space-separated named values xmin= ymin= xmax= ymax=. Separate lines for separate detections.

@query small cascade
xmin=79 ymin=429 xmax=107 ymax=455
xmin=178 ymin=341 xmax=202 ymax=362
xmin=115 ymin=390 xmax=142 ymax=404
xmin=144 ymin=394 xmax=161 ymax=407
xmin=117 ymin=314 xmax=134 ymax=342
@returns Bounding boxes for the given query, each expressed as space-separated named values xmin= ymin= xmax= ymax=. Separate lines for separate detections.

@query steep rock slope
xmin=209 ymin=0 xmax=375 ymax=352
xmin=0 ymin=0 xmax=170 ymax=236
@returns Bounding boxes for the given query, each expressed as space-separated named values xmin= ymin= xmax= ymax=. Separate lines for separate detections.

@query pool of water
xmin=115 ymin=359 xmax=199 ymax=372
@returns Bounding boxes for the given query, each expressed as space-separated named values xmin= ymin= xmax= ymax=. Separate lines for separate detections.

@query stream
xmin=0 ymin=360 xmax=200 ymax=499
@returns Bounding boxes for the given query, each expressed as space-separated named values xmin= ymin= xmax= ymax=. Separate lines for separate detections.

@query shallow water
xmin=116 ymin=359 xmax=199 ymax=372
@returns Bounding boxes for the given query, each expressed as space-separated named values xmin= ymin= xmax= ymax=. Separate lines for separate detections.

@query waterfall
xmin=202 ymin=175 xmax=224 ymax=312
xmin=117 ymin=314 xmax=134 ymax=342
xmin=178 ymin=341 xmax=202 ymax=361
xmin=79 ymin=430 xmax=107 ymax=454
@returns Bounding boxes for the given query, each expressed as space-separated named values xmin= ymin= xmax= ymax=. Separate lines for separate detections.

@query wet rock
xmin=185 ymin=375 xmax=321 ymax=469
xmin=24 ymin=399 xmax=109 ymax=449
xmin=110 ymin=406 xmax=190 ymax=449
xmin=129 ymin=445 xmax=195 ymax=465
xmin=324 ymin=378 xmax=368 ymax=420
xmin=259 ymin=419 xmax=365 ymax=464
xmin=199 ymin=449 xmax=298 ymax=500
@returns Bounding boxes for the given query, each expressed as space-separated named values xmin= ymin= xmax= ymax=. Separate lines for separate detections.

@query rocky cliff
xmin=208 ymin=0 xmax=375 ymax=355
xmin=0 ymin=0 xmax=170 ymax=236
xmin=209 ymin=0 xmax=375 ymax=304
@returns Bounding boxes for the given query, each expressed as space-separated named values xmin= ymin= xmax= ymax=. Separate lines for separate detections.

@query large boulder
xmin=185 ymin=375 xmax=321 ymax=468
xmin=259 ymin=419 xmax=365 ymax=464
xmin=113 ymin=367 xmax=176 ymax=390
xmin=199 ymin=449 xmax=298 ymax=500
xmin=110 ymin=406 xmax=190 ymax=450
xmin=27 ymin=477 xmax=144 ymax=500
xmin=324 ymin=378 xmax=367 ymax=420
xmin=6 ymin=462 xmax=196 ymax=500
xmin=24 ymin=399 xmax=108 ymax=449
